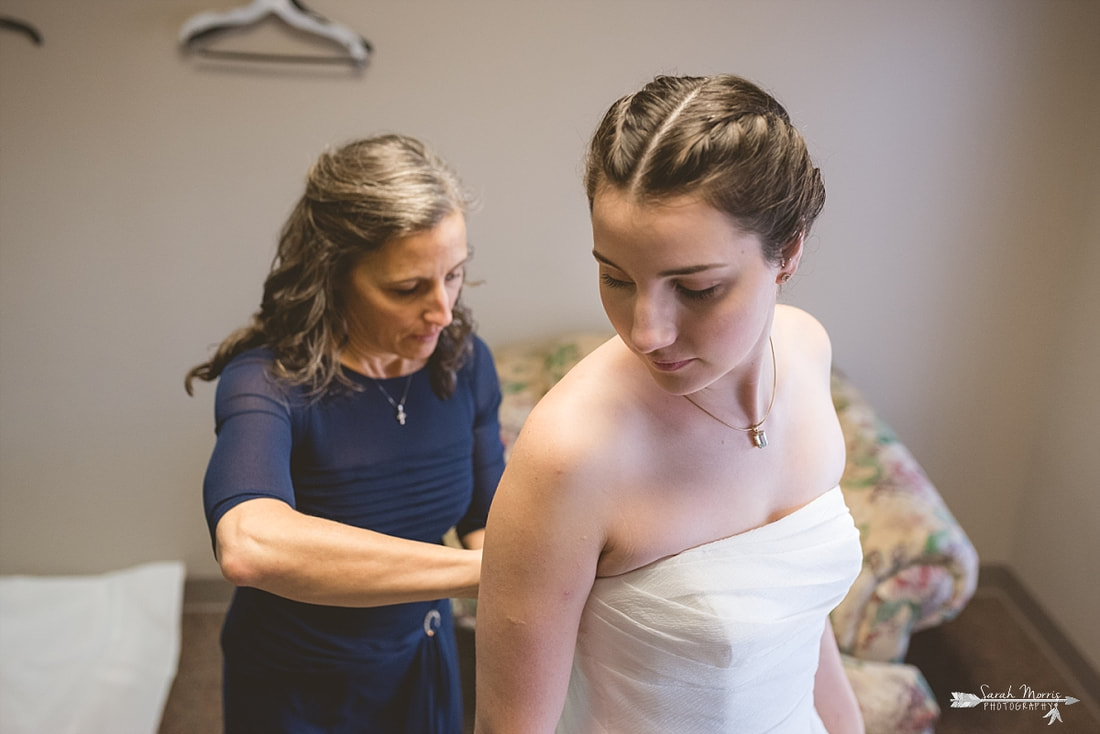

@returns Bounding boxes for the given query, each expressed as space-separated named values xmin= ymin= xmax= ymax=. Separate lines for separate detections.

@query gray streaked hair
xmin=186 ymin=134 xmax=477 ymax=399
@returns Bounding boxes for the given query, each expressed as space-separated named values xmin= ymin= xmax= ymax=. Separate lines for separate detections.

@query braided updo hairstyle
xmin=585 ymin=74 xmax=825 ymax=264
xmin=186 ymin=134 xmax=476 ymax=400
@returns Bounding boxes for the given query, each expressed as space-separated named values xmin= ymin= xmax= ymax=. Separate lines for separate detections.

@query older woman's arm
xmin=205 ymin=344 xmax=500 ymax=609
xmin=215 ymin=498 xmax=483 ymax=607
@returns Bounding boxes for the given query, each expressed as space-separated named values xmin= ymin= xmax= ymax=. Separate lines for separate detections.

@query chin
xmin=652 ymin=366 xmax=727 ymax=398
xmin=408 ymin=339 xmax=441 ymax=360
xmin=643 ymin=367 xmax=698 ymax=397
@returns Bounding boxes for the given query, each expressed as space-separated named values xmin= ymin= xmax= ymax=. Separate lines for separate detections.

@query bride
xmin=474 ymin=74 xmax=865 ymax=734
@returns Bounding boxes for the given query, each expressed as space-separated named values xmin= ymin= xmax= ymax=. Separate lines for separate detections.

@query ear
xmin=777 ymin=232 xmax=805 ymax=283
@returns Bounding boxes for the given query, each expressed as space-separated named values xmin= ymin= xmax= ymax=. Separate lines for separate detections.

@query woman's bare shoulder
xmin=493 ymin=338 xmax=638 ymax=515
xmin=775 ymin=304 xmax=832 ymax=368
xmin=522 ymin=337 xmax=637 ymax=443
xmin=775 ymin=303 xmax=829 ymax=340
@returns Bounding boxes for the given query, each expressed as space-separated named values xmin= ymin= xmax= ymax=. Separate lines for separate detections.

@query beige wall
xmin=2 ymin=1 xmax=1097 ymax=668
xmin=1011 ymin=124 xmax=1100 ymax=672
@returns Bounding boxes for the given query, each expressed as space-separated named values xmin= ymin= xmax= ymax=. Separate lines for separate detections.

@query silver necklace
xmin=683 ymin=336 xmax=777 ymax=448
xmin=374 ymin=376 xmax=413 ymax=425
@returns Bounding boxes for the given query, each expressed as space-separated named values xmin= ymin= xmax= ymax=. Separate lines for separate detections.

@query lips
xmin=650 ymin=358 xmax=693 ymax=372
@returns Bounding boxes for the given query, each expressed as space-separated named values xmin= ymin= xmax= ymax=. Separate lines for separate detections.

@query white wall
xmin=2 ymin=1 xmax=1097 ymax=667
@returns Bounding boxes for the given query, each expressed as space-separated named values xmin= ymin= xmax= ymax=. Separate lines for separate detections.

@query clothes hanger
xmin=0 ymin=16 xmax=44 ymax=45
xmin=179 ymin=0 xmax=370 ymax=67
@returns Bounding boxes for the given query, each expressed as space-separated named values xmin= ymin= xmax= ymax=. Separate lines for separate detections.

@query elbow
xmin=216 ymin=541 xmax=257 ymax=588
xmin=214 ymin=504 xmax=274 ymax=588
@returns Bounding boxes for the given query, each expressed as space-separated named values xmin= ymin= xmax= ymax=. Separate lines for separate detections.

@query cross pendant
xmin=396 ymin=405 xmax=407 ymax=425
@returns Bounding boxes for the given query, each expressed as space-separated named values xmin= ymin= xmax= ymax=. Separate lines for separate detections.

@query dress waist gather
xmin=223 ymin=591 xmax=453 ymax=673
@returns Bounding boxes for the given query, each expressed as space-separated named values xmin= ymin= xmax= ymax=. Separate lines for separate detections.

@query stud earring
xmin=779 ymin=272 xmax=792 ymax=284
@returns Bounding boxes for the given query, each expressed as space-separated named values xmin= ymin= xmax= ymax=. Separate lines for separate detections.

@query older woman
xmin=475 ymin=75 xmax=864 ymax=733
xmin=186 ymin=134 xmax=504 ymax=733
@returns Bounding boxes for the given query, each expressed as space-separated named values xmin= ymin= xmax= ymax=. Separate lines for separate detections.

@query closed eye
xmin=389 ymin=268 xmax=465 ymax=297
xmin=677 ymin=283 xmax=720 ymax=301
xmin=390 ymin=283 xmax=422 ymax=296
xmin=600 ymin=273 xmax=632 ymax=289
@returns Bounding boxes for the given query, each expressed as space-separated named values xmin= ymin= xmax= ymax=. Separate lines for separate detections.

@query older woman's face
xmin=342 ymin=209 xmax=468 ymax=376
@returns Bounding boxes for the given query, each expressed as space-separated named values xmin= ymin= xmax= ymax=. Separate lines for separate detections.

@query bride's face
xmin=591 ymin=189 xmax=782 ymax=396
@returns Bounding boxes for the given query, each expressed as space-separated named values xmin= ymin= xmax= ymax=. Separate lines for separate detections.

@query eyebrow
xmin=387 ymin=255 xmax=470 ymax=285
xmin=592 ymin=250 xmax=726 ymax=277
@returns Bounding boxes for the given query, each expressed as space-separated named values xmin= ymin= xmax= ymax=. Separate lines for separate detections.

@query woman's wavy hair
xmin=185 ymin=134 xmax=477 ymax=400
xmin=585 ymin=74 xmax=825 ymax=264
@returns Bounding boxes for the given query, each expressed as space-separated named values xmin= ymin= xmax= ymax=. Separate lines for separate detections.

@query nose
xmin=423 ymin=281 xmax=454 ymax=327
xmin=629 ymin=293 xmax=676 ymax=354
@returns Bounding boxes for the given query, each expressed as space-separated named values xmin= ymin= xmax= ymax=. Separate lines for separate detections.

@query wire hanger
xmin=179 ymin=0 xmax=371 ymax=67
xmin=0 ymin=16 xmax=44 ymax=45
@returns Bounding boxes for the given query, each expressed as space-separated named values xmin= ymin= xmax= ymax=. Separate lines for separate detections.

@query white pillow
xmin=0 ymin=561 xmax=185 ymax=734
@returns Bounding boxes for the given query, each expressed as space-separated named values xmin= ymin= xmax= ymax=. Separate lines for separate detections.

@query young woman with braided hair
xmin=475 ymin=75 xmax=864 ymax=734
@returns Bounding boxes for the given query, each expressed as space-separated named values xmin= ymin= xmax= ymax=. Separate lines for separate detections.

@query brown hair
xmin=585 ymin=74 xmax=825 ymax=264
xmin=185 ymin=134 xmax=477 ymax=400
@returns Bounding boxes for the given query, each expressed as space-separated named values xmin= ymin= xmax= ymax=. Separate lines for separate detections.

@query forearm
xmin=216 ymin=498 xmax=482 ymax=607
xmin=815 ymin=623 xmax=865 ymax=734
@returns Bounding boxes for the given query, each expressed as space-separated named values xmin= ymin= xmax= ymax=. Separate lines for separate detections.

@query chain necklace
xmin=374 ymin=375 xmax=413 ymax=425
xmin=683 ymin=336 xmax=777 ymax=449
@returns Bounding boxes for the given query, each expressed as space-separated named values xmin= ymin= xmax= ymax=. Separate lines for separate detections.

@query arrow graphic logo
xmin=951 ymin=692 xmax=1080 ymax=708
xmin=951 ymin=691 xmax=1080 ymax=724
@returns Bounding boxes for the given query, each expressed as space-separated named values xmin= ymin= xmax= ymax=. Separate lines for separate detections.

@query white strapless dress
xmin=556 ymin=485 xmax=862 ymax=734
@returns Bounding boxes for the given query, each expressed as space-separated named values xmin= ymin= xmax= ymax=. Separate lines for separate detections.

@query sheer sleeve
xmin=202 ymin=350 xmax=297 ymax=547
xmin=456 ymin=337 xmax=505 ymax=538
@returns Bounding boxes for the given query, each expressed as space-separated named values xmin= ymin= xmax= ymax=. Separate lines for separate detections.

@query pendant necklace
xmin=683 ymin=336 xmax=777 ymax=448
xmin=374 ymin=375 xmax=413 ymax=425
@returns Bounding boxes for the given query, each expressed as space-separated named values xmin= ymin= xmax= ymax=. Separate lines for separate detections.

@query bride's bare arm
xmin=474 ymin=407 xmax=606 ymax=734
xmin=814 ymin=622 xmax=865 ymax=734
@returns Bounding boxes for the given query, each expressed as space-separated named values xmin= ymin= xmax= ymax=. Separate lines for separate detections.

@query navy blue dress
xmin=202 ymin=338 xmax=505 ymax=733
